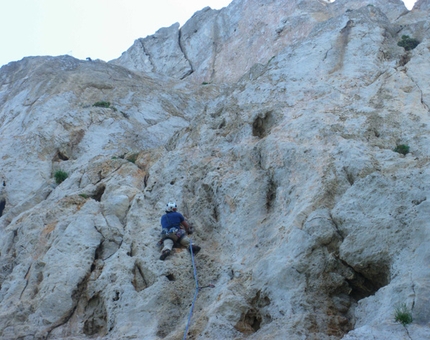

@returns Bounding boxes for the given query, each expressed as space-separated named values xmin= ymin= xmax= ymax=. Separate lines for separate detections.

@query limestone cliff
xmin=1 ymin=0 xmax=430 ymax=339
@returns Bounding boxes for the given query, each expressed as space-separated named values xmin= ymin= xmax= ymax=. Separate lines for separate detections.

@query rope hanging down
xmin=182 ymin=239 xmax=214 ymax=340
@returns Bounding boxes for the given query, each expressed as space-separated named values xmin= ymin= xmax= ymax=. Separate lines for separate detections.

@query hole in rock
xmin=166 ymin=274 xmax=175 ymax=281
xmin=235 ymin=308 xmax=262 ymax=334
xmin=252 ymin=111 xmax=275 ymax=138
xmin=83 ymin=294 xmax=107 ymax=336
xmin=344 ymin=261 xmax=390 ymax=301
xmin=92 ymin=184 xmax=106 ymax=202
xmin=113 ymin=291 xmax=120 ymax=301
xmin=57 ymin=151 xmax=69 ymax=161
xmin=235 ymin=290 xmax=271 ymax=335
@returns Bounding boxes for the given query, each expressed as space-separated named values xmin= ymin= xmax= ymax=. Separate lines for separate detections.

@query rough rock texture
xmin=1 ymin=0 xmax=430 ymax=339
xmin=110 ymin=0 xmax=409 ymax=84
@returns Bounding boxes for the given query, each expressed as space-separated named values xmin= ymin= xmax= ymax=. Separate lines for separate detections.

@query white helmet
xmin=166 ymin=202 xmax=177 ymax=212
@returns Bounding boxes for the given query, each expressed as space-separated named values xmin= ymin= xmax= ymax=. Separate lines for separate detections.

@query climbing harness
xmin=161 ymin=227 xmax=185 ymax=239
xmin=182 ymin=238 xmax=214 ymax=340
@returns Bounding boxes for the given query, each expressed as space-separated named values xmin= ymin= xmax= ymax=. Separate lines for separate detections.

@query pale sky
xmin=0 ymin=0 xmax=233 ymax=67
xmin=0 ymin=0 xmax=417 ymax=68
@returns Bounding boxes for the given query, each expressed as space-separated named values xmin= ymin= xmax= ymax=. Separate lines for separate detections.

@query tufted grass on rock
xmin=54 ymin=170 xmax=68 ymax=184
xmin=394 ymin=304 xmax=413 ymax=326
xmin=394 ymin=144 xmax=410 ymax=155
xmin=93 ymin=101 xmax=111 ymax=108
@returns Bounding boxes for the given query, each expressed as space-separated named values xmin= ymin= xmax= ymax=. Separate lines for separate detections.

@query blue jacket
xmin=161 ymin=211 xmax=184 ymax=230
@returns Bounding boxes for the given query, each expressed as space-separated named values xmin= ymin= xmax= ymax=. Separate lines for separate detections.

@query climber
xmin=159 ymin=202 xmax=201 ymax=261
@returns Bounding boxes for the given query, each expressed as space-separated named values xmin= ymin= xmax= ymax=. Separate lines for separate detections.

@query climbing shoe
xmin=160 ymin=249 xmax=171 ymax=261
xmin=189 ymin=245 xmax=201 ymax=255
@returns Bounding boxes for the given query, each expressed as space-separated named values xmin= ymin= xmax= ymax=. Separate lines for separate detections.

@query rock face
xmin=110 ymin=0 xmax=410 ymax=84
xmin=1 ymin=0 xmax=430 ymax=339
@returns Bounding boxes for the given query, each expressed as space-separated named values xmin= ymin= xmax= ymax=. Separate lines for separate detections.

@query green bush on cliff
xmin=397 ymin=35 xmax=420 ymax=51
xmin=93 ymin=101 xmax=111 ymax=108
xmin=394 ymin=144 xmax=410 ymax=155
xmin=54 ymin=170 xmax=68 ymax=184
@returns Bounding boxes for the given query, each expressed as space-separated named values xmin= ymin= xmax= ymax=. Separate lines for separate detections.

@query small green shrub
xmin=79 ymin=193 xmax=89 ymax=199
xmin=394 ymin=304 xmax=413 ymax=326
xmin=126 ymin=154 xmax=138 ymax=164
xmin=394 ymin=144 xmax=410 ymax=155
xmin=397 ymin=35 xmax=420 ymax=51
xmin=93 ymin=101 xmax=111 ymax=108
xmin=54 ymin=170 xmax=68 ymax=184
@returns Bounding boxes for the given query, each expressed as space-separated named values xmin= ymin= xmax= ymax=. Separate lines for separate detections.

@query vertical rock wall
xmin=0 ymin=0 xmax=430 ymax=339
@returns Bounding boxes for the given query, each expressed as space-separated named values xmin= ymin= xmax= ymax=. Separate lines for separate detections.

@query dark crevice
xmin=177 ymin=28 xmax=194 ymax=79
xmin=52 ymin=150 xmax=70 ymax=162
xmin=46 ymin=305 xmax=79 ymax=339
xmin=252 ymin=111 xmax=276 ymax=138
xmin=343 ymin=167 xmax=354 ymax=186
xmin=95 ymin=241 xmax=103 ymax=260
xmin=235 ymin=291 xmax=271 ymax=334
xmin=166 ymin=274 xmax=175 ymax=281
xmin=19 ymin=264 xmax=33 ymax=299
xmin=247 ymin=309 xmax=262 ymax=332
xmin=83 ymin=294 xmax=107 ymax=336
xmin=412 ymin=197 xmax=426 ymax=205
xmin=113 ymin=291 xmax=120 ymax=301
xmin=213 ymin=205 xmax=219 ymax=222
xmin=93 ymin=238 xmax=121 ymax=261
xmin=139 ymin=39 xmax=155 ymax=73
xmin=235 ymin=309 xmax=262 ymax=334
xmin=132 ymin=263 xmax=148 ymax=292
xmin=398 ymin=53 xmax=411 ymax=66
xmin=92 ymin=184 xmax=106 ymax=202
xmin=57 ymin=151 xmax=69 ymax=161
xmin=266 ymin=172 xmax=277 ymax=212
xmin=0 ymin=198 xmax=5 ymax=217
xmin=340 ymin=259 xmax=390 ymax=301
xmin=329 ymin=213 xmax=345 ymax=241
xmin=127 ymin=243 xmax=133 ymax=257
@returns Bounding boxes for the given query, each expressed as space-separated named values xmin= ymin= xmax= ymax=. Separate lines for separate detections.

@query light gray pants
xmin=162 ymin=233 xmax=191 ymax=252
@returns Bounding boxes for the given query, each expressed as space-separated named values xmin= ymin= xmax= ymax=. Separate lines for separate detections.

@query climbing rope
xmin=182 ymin=240 xmax=199 ymax=340
xmin=182 ymin=239 xmax=214 ymax=340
